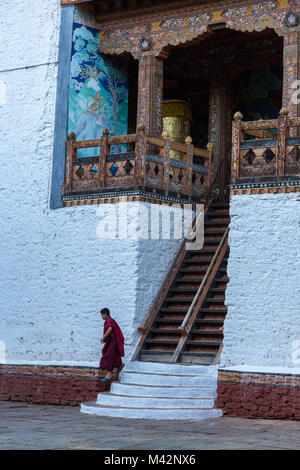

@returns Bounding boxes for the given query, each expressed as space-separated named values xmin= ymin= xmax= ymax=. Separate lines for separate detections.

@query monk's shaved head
xmin=100 ymin=308 xmax=110 ymax=317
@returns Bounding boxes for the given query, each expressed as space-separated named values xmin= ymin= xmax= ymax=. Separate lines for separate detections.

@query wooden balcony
xmin=62 ymin=124 xmax=213 ymax=206
xmin=231 ymin=108 xmax=300 ymax=189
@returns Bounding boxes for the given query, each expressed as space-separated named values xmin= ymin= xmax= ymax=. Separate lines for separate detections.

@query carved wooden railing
xmin=231 ymin=108 xmax=300 ymax=182
xmin=62 ymin=124 xmax=213 ymax=201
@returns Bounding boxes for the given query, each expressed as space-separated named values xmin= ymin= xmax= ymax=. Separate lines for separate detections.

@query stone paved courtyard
xmin=0 ymin=401 xmax=300 ymax=450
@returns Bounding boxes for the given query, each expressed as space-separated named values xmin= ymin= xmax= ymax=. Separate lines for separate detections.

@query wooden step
xmin=209 ymin=288 xmax=226 ymax=293
xmin=190 ymin=329 xmax=222 ymax=335
xmin=189 ymin=249 xmax=216 ymax=255
xmin=199 ymin=308 xmax=227 ymax=314
xmin=180 ymin=351 xmax=216 ymax=359
xmin=175 ymin=278 xmax=204 ymax=283
xmin=165 ymin=298 xmax=194 ymax=303
xmin=169 ymin=288 xmax=198 ymax=294
xmin=210 ymin=202 xmax=229 ymax=208
xmin=183 ymin=258 xmax=213 ymax=264
xmin=150 ymin=329 xmax=181 ymax=335
xmin=187 ymin=340 xmax=221 ymax=346
xmin=139 ymin=351 xmax=173 ymax=362
xmin=160 ymin=308 xmax=187 ymax=313
xmin=180 ymin=267 xmax=226 ymax=273
xmin=195 ymin=319 xmax=224 ymax=325
xmin=202 ymin=238 xmax=223 ymax=244
xmin=205 ymin=220 xmax=230 ymax=226
xmin=207 ymin=210 xmax=229 ymax=218
xmin=156 ymin=318 xmax=183 ymax=324
xmin=145 ymin=339 xmax=178 ymax=345
xmin=184 ymin=257 xmax=228 ymax=265
xmin=204 ymin=230 xmax=226 ymax=236
xmin=205 ymin=298 xmax=226 ymax=303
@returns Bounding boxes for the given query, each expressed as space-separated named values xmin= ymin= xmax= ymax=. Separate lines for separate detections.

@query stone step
xmin=120 ymin=371 xmax=217 ymax=387
xmin=81 ymin=402 xmax=223 ymax=420
xmin=96 ymin=392 xmax=215 ymax=409
xmin=110 ymin=381 xmax=217 ymax=398
xmin=124 ymin=360 xmax=214 ymax=376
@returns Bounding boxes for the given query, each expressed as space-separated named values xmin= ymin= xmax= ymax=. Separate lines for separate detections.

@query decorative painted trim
xmin=240 ymin=137 xmax=300 ymax=150
xmin=50 ymin=5 xmax=74 ymax=210
xmin=96 ymin=0 xmax=300 ymax=58
xmin=63 ymin=189 xmax=200 ymax=206
xmin=230 ymin=179 xmax=300 ymax=195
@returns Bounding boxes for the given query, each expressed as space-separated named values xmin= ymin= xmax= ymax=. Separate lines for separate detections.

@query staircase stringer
xmin=170 ymin=238 xmax=229 ymax=364
xmin=131 ymin=200 xmax=212 ymax=362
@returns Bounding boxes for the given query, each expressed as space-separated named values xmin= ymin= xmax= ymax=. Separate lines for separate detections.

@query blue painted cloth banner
xmin=68 ymin=22 xmax=128 ymax=156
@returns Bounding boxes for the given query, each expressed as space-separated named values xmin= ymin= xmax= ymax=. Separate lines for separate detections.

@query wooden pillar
xmin=184 ymin=136 xmax=193 ymax=200
xmin=65 ymin=132 xmax=76 ymax=193
xmin=99 ymin=128 xmax=110 ymax=190
xmin=208 ymin=80 xmax=233 ymax=187
xmin=282 ymin=31 xmax=300 ymax=119
xmin=277 ymin=107 xmax=289 ymax=176
xmin=161 ymin=130 xmax=171 ymax=194
xmin=231 ymin=112 xmax=243 ymax=181
xmin=134 ymin=124 xmax=146 ymax=188
xmin=136 ymin=55 xmax=164 ymax=138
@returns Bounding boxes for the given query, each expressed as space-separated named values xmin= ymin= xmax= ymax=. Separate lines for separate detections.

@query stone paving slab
xmin=0 ymin=402 xmax=300 ymax=450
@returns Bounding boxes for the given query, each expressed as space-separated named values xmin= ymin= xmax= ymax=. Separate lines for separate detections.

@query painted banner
xmin=68 ymin=22 xmax=128 ymax=156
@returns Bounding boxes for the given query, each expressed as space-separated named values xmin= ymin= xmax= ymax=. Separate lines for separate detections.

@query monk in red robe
xmin=99 ymin=308 xmax=124 ymax=382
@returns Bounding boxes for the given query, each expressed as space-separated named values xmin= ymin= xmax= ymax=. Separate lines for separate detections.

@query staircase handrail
xmin=137 ymin=153 xmax=228 ymax=335
xmin=177 ymin=225 xmax=229 ymax=334
xmin=137 ymin=200 xmax=208 ymax=335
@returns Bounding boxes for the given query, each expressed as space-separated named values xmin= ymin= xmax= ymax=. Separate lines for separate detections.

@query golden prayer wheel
xmin=162 ymin=100 xmax=193 ymax=161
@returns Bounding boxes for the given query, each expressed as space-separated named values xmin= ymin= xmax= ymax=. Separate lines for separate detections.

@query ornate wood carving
xmin=231 ymin=109 xmax=300 ymax=182
xmin=282 ymin=31 xmax=300 ymax=119
xmin=137 ymin=55 xmax=164 ymax=137
xmin=96 ymin=1 xmax=300 ymax=59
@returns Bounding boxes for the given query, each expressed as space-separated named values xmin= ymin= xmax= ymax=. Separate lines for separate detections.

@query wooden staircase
xmin=135 ymin=199 xmax=230 ymax=365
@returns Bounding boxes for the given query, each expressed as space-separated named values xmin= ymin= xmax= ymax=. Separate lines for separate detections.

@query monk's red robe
xmin=100 ymin=317 xmax=124 ymax=372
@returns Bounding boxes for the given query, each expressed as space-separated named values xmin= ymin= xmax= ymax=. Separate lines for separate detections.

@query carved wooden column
xmin=208 ymin=79 xmax=233 ymax=188
xmin=282 ymin=31 xmax=300 ymax=119
xmin=136 ymin=55 xmax=164 ymax=138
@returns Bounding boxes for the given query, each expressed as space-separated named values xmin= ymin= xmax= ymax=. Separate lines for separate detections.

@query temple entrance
xmin=162 ymin=27 xmax=283 ymax=196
